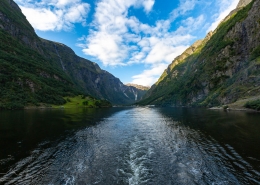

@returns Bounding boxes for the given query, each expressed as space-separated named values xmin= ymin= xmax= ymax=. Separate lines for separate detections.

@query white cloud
xmin=207 ymin=0 xmax=239 ymax=32
xmin=145 ymin=43 xmax=188 ymax=64
xmin=142 ymin=0 xmax=155 ymax=13
xmin=170 ymin=0 xmax=197 ymax=21
xmin=77 ymin=0 xmax=205 ymax=86
xmin=14 ymin=0 xmax=90 ymax=31
xmin=131 ymin=63 xmax=169 ymax=86
xmin=83 ymin=31 xmax=128 ymax=66
xmin=80 ymin=0 xmax=202 ymax=65
xmin=14 ymin=0 xmax=241 ymax=87
xmin=81 ymin=0 xmax=143 ymax=66
xmin=129 ymin=43 xmax=189 ymax=86
xmin=20 ymin=7 xmax=61 ymax=31
xmin=54 ymin=0 xmax=81 ymax=8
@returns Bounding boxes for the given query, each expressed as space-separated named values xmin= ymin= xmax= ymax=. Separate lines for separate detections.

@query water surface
xmin=0 ymin=107 xmax=260 ymax=184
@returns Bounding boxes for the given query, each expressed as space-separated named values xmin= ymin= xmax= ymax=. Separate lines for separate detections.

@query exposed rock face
xmin=237 ymin=0 xmax=253 ymax=8
xmin=124 ymin=84 xmax=149 ymax=101
xmin=0 ymin=0 xmax=145 ymax=106
xmin=39 ymin=40 xmax=147 ymax=104
xmin=143 ymin=31 xmax=213 ymax=99
xmin=125 ymin=84 xmax=150 ymax=91
xmin=157 ymin=31 xmax=213 ymax=84
xmin=139 ymin=0 xmax=260 ymax=107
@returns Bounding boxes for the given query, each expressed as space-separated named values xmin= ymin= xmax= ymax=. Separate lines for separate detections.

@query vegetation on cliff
xmin=139 ymin=0 xmax=260 ymax=108
xmin=52 ymin=95 xmax=112 ymax=109
xmin=0 ymin=0 xmax=145 ymax=109
xmin=0 ymin=29 xmax=83 ymax=109
xmin=244 ymin=99 xmax=260 ymax=111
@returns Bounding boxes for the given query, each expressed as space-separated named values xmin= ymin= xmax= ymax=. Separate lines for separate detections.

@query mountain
xmin=125 ymin=83 xmax=150 ymax=91
xmin=124 ymin=84 xmax=150 ymax=102
xmin=139 ymin=0 xmax=260 ymax=107
xmin=0 ymin=0 xmax=144 ymax=109
xmin=237 ymin=0 xmax=253 ymax=8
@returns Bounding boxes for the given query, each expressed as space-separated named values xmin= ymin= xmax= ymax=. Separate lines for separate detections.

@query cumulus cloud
xmin=142 ymin=0 xmax=155 ymax=13
xmin=131 ymin=63 xmax=169 ymax=86
xmin=80 ymin=0 xmax=200 ymax=66
xmin=127 ymin=15 xmax=204 ymax=85
xmin=15 ymin=0 xmax=90 ymax=31
xmin=130 ymin=0 xmax=239 ymax=86
xmin=207 ymin=0 xmax=239 ymax=32
xmin=14 ymin=0 xmax=240 ymax=86
xmin=80 ymin=0 xmax=137 ymax=66
xmin=77 ymin=0 xmax=206 ymax=85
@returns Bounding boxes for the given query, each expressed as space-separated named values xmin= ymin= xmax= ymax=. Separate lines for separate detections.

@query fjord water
xmin=0 ymin=108 xmax=260 ymax=184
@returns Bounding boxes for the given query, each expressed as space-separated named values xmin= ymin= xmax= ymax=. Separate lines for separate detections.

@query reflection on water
xmin=0 ymin=108 xmax=122 ymax=174
xmin=0 ymin=107 xmax=260 ymax=184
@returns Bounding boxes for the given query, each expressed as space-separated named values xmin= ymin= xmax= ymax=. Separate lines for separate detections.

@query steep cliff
xmin=125 ymin=84 xmax=150 ymax=91
xmin=38 ymin=40 xmax=144 ymax=105
xmin=125 ymin=84 xmax=150 ymax=101
xmin=0 ymin=0 xmax=142 ymax=109
xmin=139 ymin=0 xmax=260 ymax=107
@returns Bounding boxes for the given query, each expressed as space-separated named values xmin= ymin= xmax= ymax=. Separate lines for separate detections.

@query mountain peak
xmin=237 ymin=0 xmax=253 ymax=9
xmin=125 ymin=83 xmax=150 ymax=91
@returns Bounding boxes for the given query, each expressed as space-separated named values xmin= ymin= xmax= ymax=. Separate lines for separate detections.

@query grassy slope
xmin=0 ymin=0 xmax=115 ymax=109
xmin=139 ymin=1 xmax=259 ymax=107
xmin=52 ymin=95 xmax=112 ymax=109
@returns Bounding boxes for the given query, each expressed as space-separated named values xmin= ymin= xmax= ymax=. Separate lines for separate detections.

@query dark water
xmin=0 ymin=107 xmax=260 ymax=184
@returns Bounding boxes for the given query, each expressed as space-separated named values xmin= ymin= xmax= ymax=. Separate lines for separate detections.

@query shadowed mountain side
xmin=0 ymin=0 xmax=146 ymax=109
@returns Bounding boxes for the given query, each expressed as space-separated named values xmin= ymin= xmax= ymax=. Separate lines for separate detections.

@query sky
xmin=14 ymin=0 xmax=239 ymax=86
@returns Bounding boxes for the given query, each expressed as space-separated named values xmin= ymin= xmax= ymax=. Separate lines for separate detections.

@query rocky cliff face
xmin=237 ymin=0 xmax=253 ymax=8
xmin=124 ymin=84 xmax=149 ymax=101
xmin=125 ymin=84 xmax=150 ymax=91
xmin=40 ymin=39 xmax=142 ymax=105
xmin=0 ymin=0 xmax=143 ymax=108
xmin=139 ymin=0 xmax=260 ymax=107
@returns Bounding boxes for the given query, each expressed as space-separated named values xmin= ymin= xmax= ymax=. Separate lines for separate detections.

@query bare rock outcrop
xmin=237 ymin=0 xmax=253 ymax=8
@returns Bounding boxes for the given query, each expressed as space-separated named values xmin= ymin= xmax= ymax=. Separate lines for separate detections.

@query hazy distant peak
xmin=125 ymin=83 xmax=150 ymax=91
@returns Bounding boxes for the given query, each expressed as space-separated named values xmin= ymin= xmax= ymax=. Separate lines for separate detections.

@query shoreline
xmin=23 ymin=105 xmax=112 ymax=110
xmin=210 ymin=96 xmax=260 ymax=113
xmin=209 ymin=107 xmax=258 ymax=112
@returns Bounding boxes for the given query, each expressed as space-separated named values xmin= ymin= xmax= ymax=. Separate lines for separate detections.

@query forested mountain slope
xmin=0 ymin=0 xmax=145 ymax=109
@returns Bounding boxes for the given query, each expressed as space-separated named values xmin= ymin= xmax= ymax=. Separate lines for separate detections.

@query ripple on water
xmin=116 ymin=136 xmax=155 ymax=185
xmin=0 ymin=108 xmax=260 ymax=185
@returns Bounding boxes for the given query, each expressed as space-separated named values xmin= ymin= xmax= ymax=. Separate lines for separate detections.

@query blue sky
xmin=14 ymin=0 xmax=239 ymax=86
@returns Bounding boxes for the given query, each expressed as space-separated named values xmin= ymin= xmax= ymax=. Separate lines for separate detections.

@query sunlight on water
xmin=0 ymin=107 xmax=260 ymax=184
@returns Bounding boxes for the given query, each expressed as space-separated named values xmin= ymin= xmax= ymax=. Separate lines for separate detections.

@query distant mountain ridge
xmin=138 ymin=0 xmax=260 ymax=107
xmin=0 ymin=0 xmax=146 ymax=109
xmin=125 ymin=83 xmax=150 ymax=91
